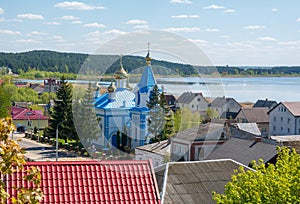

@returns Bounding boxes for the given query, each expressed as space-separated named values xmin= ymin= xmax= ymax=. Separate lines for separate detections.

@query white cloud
xmin=278 ymin=41 xmax=300 ymax=45
xmin=29 ymin=31 xmax=47 ymax=35
xmin=224 ymin=9 xmax=235 ymax=13
xmin=61 ymin=15 xmax=80 ymax=20
xmin=134 ymin=24 xmax=149 ymax=29
xmin=44 ymin=21 xmax=61 ymax=25
xmin=7 ymin=18 xmax=23 ymax=22
xmin=0 ymin=7 xmax=4 ymax=14
xmin=0 ymin=29 xmax=21 ymax=35
xmin=206 ymin=28 xmax=220 ymax=32
xmin=171 ymin=14 xmax=200 ymax=18
xmin=164 ymin=27 xmax=201 ymax=32
xmin=204 ymin=4 xmax=225 ymax=9
xmin=103 ymin=29 xmax=126 ymax=35
xmin=17 ymin=39 xmax=39 ymax=43
xmin=297 ymin=18 xmax=300 ymax=22
xmin=83 ymin=22 xmax=106 ymax=28
xmin=50 ymin=35 xmax=64 ymax=41
xmin=126 ymin=19 xmax=147 ymax=25
xmin=244 ymin=25 xmax=265 ymax=30
xmin=17 ymin=13 xmax=44 ymax=20
xmin=170 ymin=0 xmax=192 ymax=4
xmin=272 ymin=8 xmax=278 ymax=12
xmin=0 ymin=18 xmax=4 ymax=22
xmin=188 ymin=39 xmax=208 ymax=44
xmin=220 ymin=35 xmax=230 ymax=39
xmin=86 ymin=30 xmax=101 ymax=38
xmin=54 ymin=1 xmax=104 ymax=10
xmin=258 ymin=36 xmax=277 ymax=42
xmin=71 ymin=20 xmax=82 ymax=24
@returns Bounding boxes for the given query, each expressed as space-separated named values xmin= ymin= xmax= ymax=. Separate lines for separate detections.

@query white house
xmin=135 ymin=139 xmax=170 ymax=167
xmin=176 ymin=92 xmax=208 ymax=112
xmin=208 ymin=97 xmax=241 ymax=119
xmin=268 ymin=102 xmax=300 ymax=136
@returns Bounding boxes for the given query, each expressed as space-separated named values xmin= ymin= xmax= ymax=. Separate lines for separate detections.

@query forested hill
xmin=1 ymin=50 xmax=300 ymax=76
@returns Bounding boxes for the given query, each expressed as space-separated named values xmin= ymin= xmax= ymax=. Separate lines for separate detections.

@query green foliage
xmin=213 ymin=147 xmax=300 ymax=204
xmin=0 ymin=86 xmax=11 ymax=118
xmin=206 ymin=108 xmax=219 ymax=119
xmin=0 ymin=118 xmax=43 ymax=203
xmin=47 ymin=76 xmax=78 ymax=143
xmin=73 ymin=82 xmax=101 ymax=148
xmin=19 ymin=69 xmax=77 ymax=80
xmin=176 ymin=108 xmax=201 ymax=131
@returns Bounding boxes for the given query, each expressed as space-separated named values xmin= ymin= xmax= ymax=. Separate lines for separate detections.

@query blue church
xmin=94 ymin=51 xmax=157 ymax=149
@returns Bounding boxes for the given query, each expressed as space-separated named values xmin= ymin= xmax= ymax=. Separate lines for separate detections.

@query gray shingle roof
xmin=206 ymin=137 xmax=277 ymax=166
xmin=208 ymin=97 xmax=240 ymax=108
xmin=237 ymin=107 xmax=269 ymax=123
xmin=136 ymin=139 xmax=170 ymax=156
xmin=158 ymin=159 xmax=251 ymax=204
xmin=176 ymin=92 xmax=203 ymax=104
xmin=253 ymin=99 xmax=277 ymax=109
xmin=173 ymin=123 xmax=225 ymax=141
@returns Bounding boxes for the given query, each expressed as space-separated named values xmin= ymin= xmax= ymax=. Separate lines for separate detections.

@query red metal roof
xmin=6 ymin=160 xmax=161 ymax=204
xmin=11 ymin=106 xmax=48 ymax=120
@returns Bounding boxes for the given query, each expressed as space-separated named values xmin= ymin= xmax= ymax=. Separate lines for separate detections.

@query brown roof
xmin=158 ymin=159 xmax=252 ymax=204
xmin=237 ymin=107 xmax=269 ymax=123
xmin=282 ymin=102 xmax=300 ymax=116
xmin=136 ymin=140 xmax=170 ymax=156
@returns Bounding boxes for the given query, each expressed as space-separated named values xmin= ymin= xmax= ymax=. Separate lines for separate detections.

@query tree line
xmin=2 ymin=50 xmax=300 ymax=77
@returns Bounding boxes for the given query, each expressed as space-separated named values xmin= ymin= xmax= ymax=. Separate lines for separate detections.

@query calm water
xmin=19 ymin=77 xmax=300 ymax=103
xmin=157 ymin=77 xmax=300 ymax=103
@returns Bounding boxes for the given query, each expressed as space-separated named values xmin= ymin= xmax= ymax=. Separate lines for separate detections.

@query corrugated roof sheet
xmin=6 ymin=160 xmax=161 ymax=204
xmin=11 ymin=106 xmax=48 ymax=120
xmin=159 ymin=159 xmax=251 ymax=204
xmin=136 ymin=140 xmax=170 ymax=156
xmin=236 ymin=123 xmax=261 ymax=136
xmin=206 ymin=137 xmax=277 ymax=166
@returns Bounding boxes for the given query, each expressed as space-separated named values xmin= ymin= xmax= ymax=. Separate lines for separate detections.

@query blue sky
xmin=0 ymin=0 xmax=300 ymax=65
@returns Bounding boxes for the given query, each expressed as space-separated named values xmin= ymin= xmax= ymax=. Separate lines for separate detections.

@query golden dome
xmin=107 ymin=82 xmax=116 ymax=92
xmin=114 ymin=56 xmax=128 ymax=79
xmin=146 ymin=51 xmax=151 ymax=66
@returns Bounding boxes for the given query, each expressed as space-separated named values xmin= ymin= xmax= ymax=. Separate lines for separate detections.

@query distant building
xmin=253 ymin=99 xmax=277 ymax=109
xmin=44 ymin=78 xmax=60 ymax=93
xmin=164 ymin=94 xmax=177 ymax=111
xmin=135 ymin=139 xmax=170 ymax=167
xmin=236 ymin=107 xmax=269 ymax=136
xmin=268 ymin=102 xmax=300 ymax=136
xmin=29 ymin=83 xmax=44 ymax=95
xmin=94 ymin=51 xmax=158 ymax=149
xmin=208 ymin=97 xmax=241 ymax=119
xmin=11 ymin=106 xmax=49 ymax=130
xmin=176 ymin=92 xmax=208 ymax=112
xmin=171 ymin=123 xmax=228 ymax=161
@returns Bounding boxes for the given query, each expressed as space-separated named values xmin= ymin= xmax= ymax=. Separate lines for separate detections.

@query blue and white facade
xmin=94 ymin=52 xmax=157 ymax=149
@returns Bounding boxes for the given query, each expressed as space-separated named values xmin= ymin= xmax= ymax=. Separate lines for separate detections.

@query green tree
xmin=48 ymin=76 xmax=78 ymax=143
xmin=0 ymin=86 xmax=11 ymax=118
xmin=206 ymin=108 xmax=219 ymax=119
xmin=213 ymin=147 xmax=300 ymax=204
xmin=0 ymin=117 xmax=43 ymax=203
xmin=73 ymin=82 xmax=101 ymax=148
xmin=147 ymin=85 xmax=165 ymax=143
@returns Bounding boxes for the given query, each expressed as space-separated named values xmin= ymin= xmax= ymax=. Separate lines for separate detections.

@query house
xmin=44 ymin=78 xmax=60 ymax=93
xmin=171 ymin=123 xmax=228 ymax=161
xmin=176 ymin=92 xmax=208 ymax=112
xmin=164 ymin=94 xmax=177 ymax=111
xmin=205 ymin=137 xmax=277 ymax=166
xmin=268 ymin=102 xmax=300 ymax=136
xmin=271 ymin=135 xmax=300 ymax=153
xmin=94 ymin=51 xmax=158 ymax=149
xmin=135 ymin=139 xmax=171 ymax=167
xmin=208 ymin=97 xmax=241 ymax=119
xmin=236 ymin=107 xmax=269 ymax=136
xmin=155 ymin=159 xmax=252 ymax=204
xmin=29 ymin=83 xmax=44 ymax=95
xmin=11 ymin=106 xmax=49 ymax=130
xmin=6 ymin=160 xmax=161 ymax=204
xmin=253 ymin=99 xmax=277 ymax=109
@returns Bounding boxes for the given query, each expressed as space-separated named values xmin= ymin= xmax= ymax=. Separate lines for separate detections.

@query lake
xmin=18 ymin=77 xmax=300 ymax=103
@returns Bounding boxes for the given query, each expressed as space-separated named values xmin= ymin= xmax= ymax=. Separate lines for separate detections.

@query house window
xmin=281 ymin=127 xmax=283 ymax=131
xmin=273 ymin=126 xmax=276 ymax=131
xmin=288 ymin=118 xmax=290 ymax=124
xmin=288 ymin=128 xmax=290 ymax=133
xmin=192 ymin=105 xmax=194 ymax=108
xmin=197 ymin=98 xmax=201 ymax=102
xmin=281 ymin=117 xmax=283 ymax=122
xmin=273 ymin=117 xmax=276 ymax=122
xmin=284 ymin=108 xmax=287 ymax=112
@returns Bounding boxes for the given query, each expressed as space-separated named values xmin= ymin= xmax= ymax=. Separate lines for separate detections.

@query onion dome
xmin=145 ymin=51 xmax=151 ymax=66
xmin=114 ymin=56 xmax=128 ymax=79
xmin=107 ymin=82 xmax=116 ymax=92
